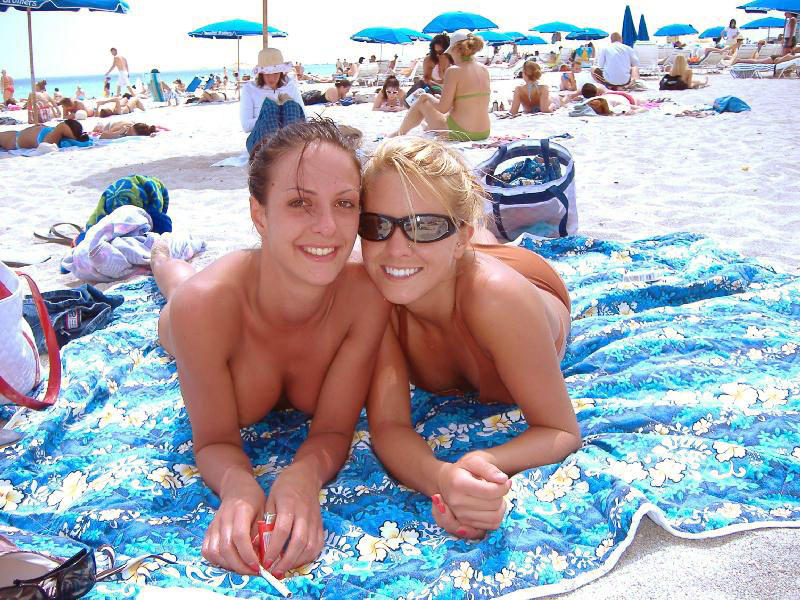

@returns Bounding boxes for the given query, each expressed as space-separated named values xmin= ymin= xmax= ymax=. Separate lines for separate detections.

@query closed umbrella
xmin=566 ymin=28 xmax=609 ymax=41
xmin=529 ymin=21 xmax=581 ymax=33
xmin=741 ymin=16 xmax=786 ymax=39
xmin=699 ymin=26 xmax=725 ymax=39
xmin=638 ymin=14 xmax=650 ymax=40
xmin=422 ymin=11 xmax=498 ymax=33
xmin=188 ymin=19 xmax=287 ymax=81
xmin=0 ymin=0 xmax=129 ymax=124
xmin=653 ymin=24 xmax=699 ymax=37
xmin=622 ymin=5 xmax=637 ymax=46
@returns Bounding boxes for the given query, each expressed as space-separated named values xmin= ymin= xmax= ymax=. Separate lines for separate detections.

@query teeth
xmin=384 ymin=266 xmax=421 ymax=278
xmin=303 ymin=247 xmax=335 ymax=256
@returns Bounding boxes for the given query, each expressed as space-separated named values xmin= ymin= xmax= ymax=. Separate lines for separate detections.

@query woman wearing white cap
xmin=241 ymin=48 xmax=306 ymax=154
xmin=390 ymin=29 xmax=491 ymax=141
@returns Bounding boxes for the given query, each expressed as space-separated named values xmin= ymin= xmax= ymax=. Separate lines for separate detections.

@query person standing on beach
xmin=784 ymin=13 xmax=798 ymax=54
xmin=724 ymin=20 xmax=741 ymax=48
xmin=1 ymin=70 xmax=14 ymax=102
xmin=104 ymin=48 xmax=134 ymax=96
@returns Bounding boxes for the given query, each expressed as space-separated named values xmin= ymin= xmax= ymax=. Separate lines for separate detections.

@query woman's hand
xmin=262 ymin=465 xmax=325 ymax=577
xmin=437 ymin=451 xmax=510 ymax=531
xmin=202 ymin=483 xmax=266 ymax=575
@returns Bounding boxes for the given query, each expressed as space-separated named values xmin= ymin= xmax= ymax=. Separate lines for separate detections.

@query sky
xmin=0 ymin=0 xmax=767 ymax=78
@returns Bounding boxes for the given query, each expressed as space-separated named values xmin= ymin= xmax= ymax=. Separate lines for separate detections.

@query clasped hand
xmin=432 ymin=451 xmax=511 ymax=539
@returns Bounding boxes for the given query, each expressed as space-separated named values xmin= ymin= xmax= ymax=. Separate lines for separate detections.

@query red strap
xmin=0 ymin=272 xmax=61 ymax=410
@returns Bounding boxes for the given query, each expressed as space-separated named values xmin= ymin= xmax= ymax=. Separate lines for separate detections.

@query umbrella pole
xmin=263 ymin=0 xmax=268 ymax=48
xmin=27 ymin=8 xmax=38 ymax=126
xmin=237 ymin=38 xmax=241 ymax=100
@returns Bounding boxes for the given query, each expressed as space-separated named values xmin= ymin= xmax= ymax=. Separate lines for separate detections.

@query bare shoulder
xmin=336 ymin=263 xmax=391 ymax=321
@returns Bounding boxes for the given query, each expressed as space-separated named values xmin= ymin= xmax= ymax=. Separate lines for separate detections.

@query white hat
xmin=446 ymin=29 xmax=472 ymax=54
xmin=253 ymin=47 xmax=292 ymax=76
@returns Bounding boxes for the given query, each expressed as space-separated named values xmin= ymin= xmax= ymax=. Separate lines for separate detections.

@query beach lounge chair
xmin=691 ymin=52 xmax=724 ymax=73
xmin=730 ymin=57 xmax=800 ymax=78
xmin=661 ymin=50 xmax=691 ymax=71
xmin=355 ymin=63 xmax=379 ymax=86
xmin=734 ymin=44 xmax=760 ymax=61
xmin=203 ymin=77 xmax=216 ymax=91
xmin=757 ymin=43 xmax=783 ymax=58
xmin=634 ymin=41 xmax=660 ymax=76
xmin=185 ymin=77 xmax=201 ymax=94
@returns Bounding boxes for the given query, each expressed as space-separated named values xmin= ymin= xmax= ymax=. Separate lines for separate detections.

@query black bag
xmin=659 ymin=74 xmax=688 ymax=91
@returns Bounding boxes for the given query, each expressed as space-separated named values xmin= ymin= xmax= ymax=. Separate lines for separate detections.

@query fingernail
xmin=274 ymin=572 xmax=284 ymax=580
xmin=250 ymin=562 xmax=260 ymax=572
xmin=456 ymin=529 xmax=466 ymax=536
xmin=433 ymin=499 xmax=445 ymax=514
xmin=263 ymin=559 xmax=273 ymax=569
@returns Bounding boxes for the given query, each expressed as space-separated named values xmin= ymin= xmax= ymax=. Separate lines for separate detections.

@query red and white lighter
xmin=257 ymin=512 xmax=276 ymax=566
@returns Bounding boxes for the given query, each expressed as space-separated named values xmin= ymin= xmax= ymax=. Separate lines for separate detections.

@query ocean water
xmin=10 ymin=64 xmax=336 ymax=99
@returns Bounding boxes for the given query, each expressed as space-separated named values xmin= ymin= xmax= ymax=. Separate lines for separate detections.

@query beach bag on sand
xmin=27 ymin=102 xmax=53 ymax=124
xmin=659 ymin=74 xmax=688 ymax=91
xmin=0 ymin=262 xmax=61 ymax=410
xmin=475 ymin=139 xmax=578 ymax=240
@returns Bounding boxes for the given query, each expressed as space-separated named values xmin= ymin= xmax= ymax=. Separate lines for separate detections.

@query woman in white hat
xmin=240 ymin=48 xmax=306 ymax=151
xmin=390 ymin=30 xmax=491 ymax=141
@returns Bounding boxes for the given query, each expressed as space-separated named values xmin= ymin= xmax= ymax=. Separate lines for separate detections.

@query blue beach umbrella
xmin=699 ymin=26 xmax=725 ymax=39
xmin=516 ymin=35 xmax=548 ymax=45
xmin=502 ymin=31 xmax=528 ymax=42
xmin=738 ymin=0 xmax=800 ymax=12
xmin=395 ymin=27 xmax=432 ymax=41
xmin=0 ymin=0 xmax=129 ymax=123
xmin=422 ymin=11 xmax=498 ymax=33
xmin=622 ymin=5 xmax=637 ymax=46
xmin=566 ymin=28 xmax=609 ymax=41
xmin=529 ymin=21 xmax=581 ymax=34
xmin=638 ymin=14 xmax=650 ymax=40
xmin=476 ymin=31 xmax=514 ymax=45
xmin=742 ymin=16 xmax=787 ymax=39
xmin=653 ymin=24 xmax=699 ymax=37
xmin=351 ymin=27 xmax=414 ymax=44
xmin=189 ymin=19 xmax=287 ymax=77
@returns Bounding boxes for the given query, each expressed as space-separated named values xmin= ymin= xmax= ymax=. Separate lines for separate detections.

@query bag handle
xmin=0 ymin=272 xmax=61 ymax=410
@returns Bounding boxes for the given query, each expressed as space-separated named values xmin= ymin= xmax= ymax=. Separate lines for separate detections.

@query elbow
xmin=563 ymin=429 xmax=582 ymax=457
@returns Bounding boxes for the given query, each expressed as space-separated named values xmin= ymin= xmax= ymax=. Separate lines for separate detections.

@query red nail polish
xmin=263 ymin=559 xmax=273 ymax=569
xmin=250 ymin=562 xmax=260 ymax=572
xmin=456 ymin=529 xmax=466 ymax=536
xmin=274 ymin=572 xmax=284 ymax=580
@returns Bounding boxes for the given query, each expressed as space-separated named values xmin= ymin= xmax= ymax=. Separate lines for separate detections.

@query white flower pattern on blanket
xmin=1 ymin=233 xmax=799 ymax=599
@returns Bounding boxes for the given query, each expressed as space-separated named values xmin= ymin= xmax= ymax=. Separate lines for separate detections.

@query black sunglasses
xmin=0 ymin=548 xmax=175 ymax=600
xmin=359 ymin=212 xmax=457 ymax=243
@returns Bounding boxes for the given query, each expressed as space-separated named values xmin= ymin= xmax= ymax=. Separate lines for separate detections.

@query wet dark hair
xmin=429 ymin=34 xmax=450 ymax=60
xmin=248 ymin=117 xmax=361 ymax=205
xmin=581 ymin=83 xmax=598 ymax=98
xmin=256 ymin=72 xmax=288 ymax=88
xmin=729 ymin=19 xmax=736 ymax=28
xmin=132 ymin=123 xmax=156 ymax=136
xmin=63 ymin=119 xmax=89 ymax=142
xmin=380 ymin=75 xmax=401 ymax=98
xmin=122 ymin=93 xmax=132 ymax=99
xmin=335 ymin=79 xmax=352 ymax=89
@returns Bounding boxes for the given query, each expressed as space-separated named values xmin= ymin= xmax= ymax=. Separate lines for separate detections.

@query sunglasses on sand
xmin=359 ymin=212 xmax=457 ymax=243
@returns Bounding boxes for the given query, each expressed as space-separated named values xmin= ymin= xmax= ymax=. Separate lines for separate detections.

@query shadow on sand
xmin=71 ymin=152 xmax=248 ymax=192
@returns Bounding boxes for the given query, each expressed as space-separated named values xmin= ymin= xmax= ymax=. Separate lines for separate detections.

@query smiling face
xmin=250 ymin=141 xmax=361 ymax=287
xmin=361 ymin=169 xmax=469 ymax=306
xmin=263 ymin=72 xmax=282 ymax=89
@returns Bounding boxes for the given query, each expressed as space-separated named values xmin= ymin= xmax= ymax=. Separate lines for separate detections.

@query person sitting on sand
xmin=240 ymin=48 xmax=305 ymax=134
xmin=665 ymin=55 xmax=709 ymax=89
xmin=391 ymin=30 xmax=491 ymax=141
xmin=360 ymin=136 xmax=581 ymax=540
xmin=91 ymin=121 xmax=164 ymax=139
xmin=75 ymin=85 xmax=86 ymax=101
xmin=347 ymin=58 xmax=363 ymax=79
xmin=96 ymin=94 xmax=145 ymax=117
xmin=405 ymin=34 xmax=454 ymax=99
xmin=372 ymin=76 xmax=407 ymax=112
xmin=560 ymin=60 xmax=582 ymax=92
xmin=0 ymin=118 xmax=88 ymax=150
xmin=173 ymin=79 xmax=186 ymax=94
xmin=150 ymin=118 xmax=389 ymax=576
xmin=510 ymin=60 xmax=553 ymax=115
xmin=592 ymin=32 xmax=640 ymax=90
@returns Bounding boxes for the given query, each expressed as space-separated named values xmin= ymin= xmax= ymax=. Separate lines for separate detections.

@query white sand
xmin=2 ymin=71 xmax=799 ymax=597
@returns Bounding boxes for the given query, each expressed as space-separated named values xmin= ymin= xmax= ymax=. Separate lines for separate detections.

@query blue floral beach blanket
xmin=1 ymin=233 xmax=799 ymax=599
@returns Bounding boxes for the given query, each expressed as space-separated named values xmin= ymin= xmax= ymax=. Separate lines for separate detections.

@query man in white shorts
xmin=105 ymin=48 xmax=134 ymax=96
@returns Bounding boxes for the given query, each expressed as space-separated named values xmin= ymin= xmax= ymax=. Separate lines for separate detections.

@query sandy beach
xmin=2 ymin=71 xmax=799 ymax=598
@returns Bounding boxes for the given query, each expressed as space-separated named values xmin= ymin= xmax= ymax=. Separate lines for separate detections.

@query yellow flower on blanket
xmin=318 ymin=488 xmax=328 ymax=505
xmin=713 ymin=441 xmax=746 ymax=463
xmin=481 ymin=410 xmax=521 ymax=433
xmin=715 ymin=502 xmax=742 ymax=520
xmin=451 ymin=561 xmax=475 ymax=591
xmin=174 ymin=464 xmax=200 ymax=485
xmin=122 ymin=553 xmax=177 ymax=585
xmin=653 ymin=424 xmax=670 ymax=435
xmin=47 ymin=471 xmax=88 ymax=511
xmin=356 ymin=534 xmax=389 ymax=562
xmin=758 ymin=387 xmax=788 ymax=409
xmin=379 ymin=521 xmax=419 ymax=554
xmin=535 ymin=464 xmax=580 ymax=502
xmin=351 ymin=430 xmax=370 ymax=446
xmin=572 ymin=397 xmax=595 ymax=412
xmin=147 ymin=466 xmax=181 ymax=490
xmin=0 ymin=480 xmax=23 ymax=511
xmin=595 ymin=537 xmax=614 ymax=558
xmin=287 ymin=561 xmax=319 ymax=579
xmin=647 ymin=458 xmax=686 ymax=487
xmin=97 ymin=405 xmax=122 ymax=428
xmin=427 ymin=428 xmax=453 ymax=450
xmin=610 ymin=250 xmax=632 ymax=263
xmin=548 ymin=550 xmax=568 ymax=572
xmin=719 ymin=383 xmax=757 ymax=409
xmin=494 ymin=567 xmax=516 ymax=589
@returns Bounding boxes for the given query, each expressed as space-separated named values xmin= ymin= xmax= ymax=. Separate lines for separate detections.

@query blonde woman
xmin=360 ymin=137 xmax=581 ymax=539
xmin=670 ymin=55 xmax=709 ymax=89
xmin=510 ymin=60 xmax=553 ymax=114
xmin=390 ymin=30 xmax=491 ymax=141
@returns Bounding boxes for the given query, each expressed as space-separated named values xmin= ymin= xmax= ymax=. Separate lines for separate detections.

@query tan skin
xmin=362 ymin=170 xmax=581 ymax=539
xmin=0 ymin=122 xmax=77 ymax=150
xmin=152 ymin=142 xmax=390 ymax=576
xmin=391 ymin=45 xmax=490 ymax=137
xmin=60 ymin=99 xmax=94 ymax=118
xmin=510 ymin=73 xmax=552 ymax=115
xmin=423 ymin=44 xmax=452 ymax=88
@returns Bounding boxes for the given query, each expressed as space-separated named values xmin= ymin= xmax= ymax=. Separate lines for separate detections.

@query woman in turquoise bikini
xmin=390 ymin=30 xmax=491 ymax=142
xmin=0 ymin=119 xmax=87 ymax=151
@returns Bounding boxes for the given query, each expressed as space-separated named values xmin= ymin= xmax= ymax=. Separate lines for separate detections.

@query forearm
xmin=372 ymin=423 xmax=446 ymax=497
xmin=478 ymin=426 xmax=582 ymax=476
xmin=195 ymin=442 xmax=260 ymax=499
xmin=289 ymin=431 xmax=352 ymax=489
